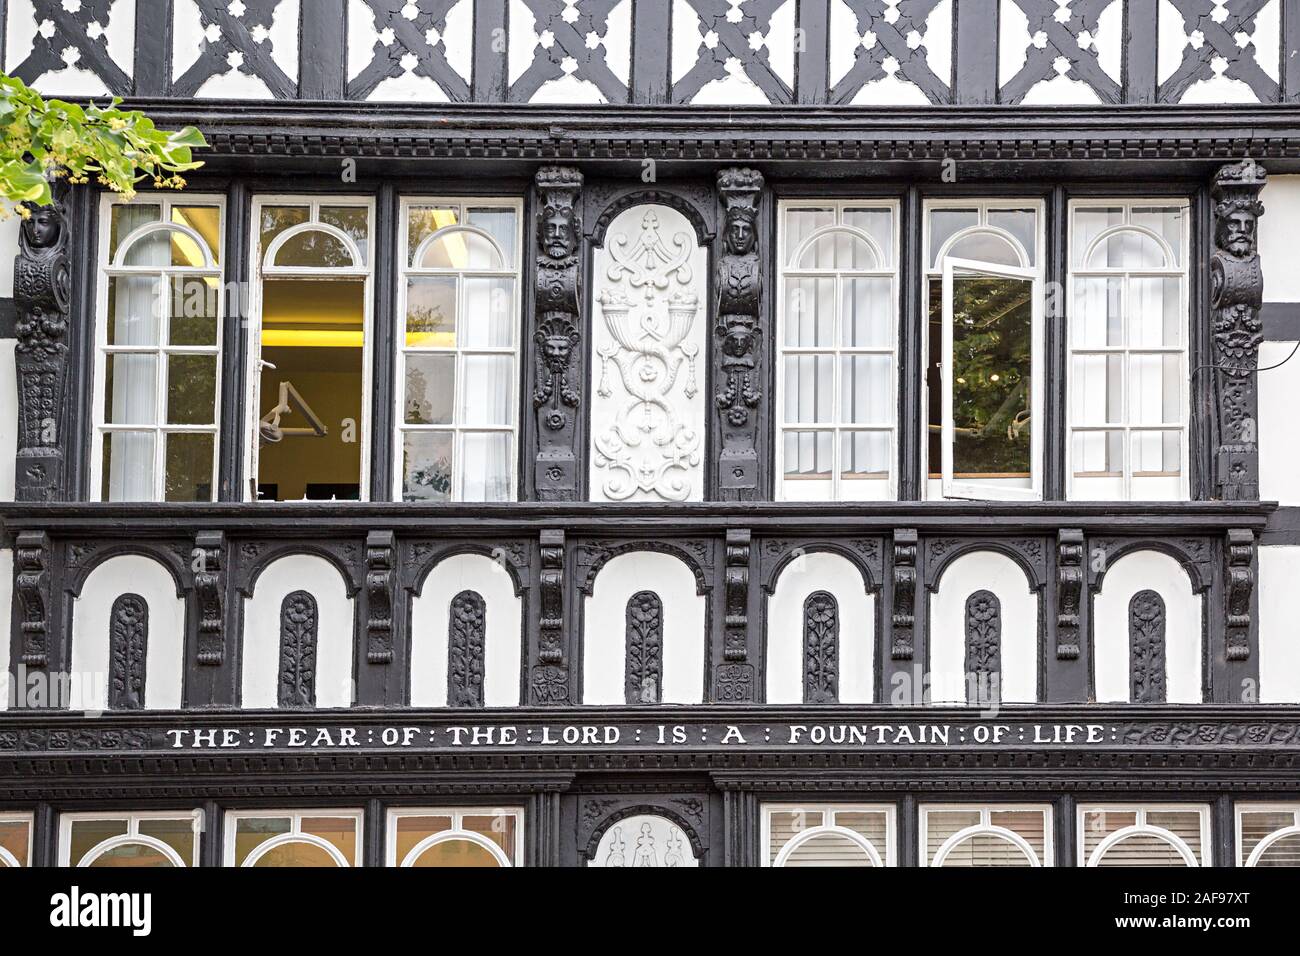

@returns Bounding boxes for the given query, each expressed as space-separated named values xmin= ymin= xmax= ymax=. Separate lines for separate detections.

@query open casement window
xmin=248 ymin=198 xmax=374 ymax=501
xmin=386 ymin=807 xmax=524 ymax=866
xmin=1237 ymin=804 xmax=1300 ymax=867
xmin=1078 ymin=804 xmax=1209 ymax=867
xmin=925 ymin=202 xmax=1043 ymax=501
xmin=1068 ymin=202 xmax=1190 ymax=501
xmin=58 ymin=810 xmax=202 ymax=867
xmin=224 ymin=809 xmax=362 ymax=867
xmin=762 ymin=803 xmax=895 ymax=867
xmin=93 ymin=197 xmax=224 ymax=501
xmin=0 ymin=813 xmax=33 ymax=867
xmin=919 ymin=805 xmax=1052 ymax=867
xmin=776 ymin=201 xmax=899 ymax=501
xmin=395 ymin=200 xmax=522 ymax=502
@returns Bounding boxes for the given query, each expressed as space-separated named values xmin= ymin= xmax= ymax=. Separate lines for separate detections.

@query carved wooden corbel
xmin=15 ymin=531 xmax=51 ymax=668
xmin=193 ymin=531 xmax=225 ymax=665
xmin=891 ymin=529 xmax=917 ymax=661
xmin=533 ymin=167 xmax=584 ymax=501
xmin=715 ymin=529 xmax=754 ymax=702
xmin=1210 ymin=159 xmax=1266 ymax=500
xmin=714 ymin=168 xmax=763 ymax=499
xmin=1225 ymin=528 xmax=1254 ymax=662
xmin=1056 ymin=528 xmax=1084 ymax=660
xmin=532 ymin=529 xmax=569 ymax=704
xmin=365 ymin=530 xmax=395 ymax=664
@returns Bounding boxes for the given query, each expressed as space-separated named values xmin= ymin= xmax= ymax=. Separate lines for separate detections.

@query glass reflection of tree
xmin=409 ymin=454 xmax=452 ymax=497
xmin=951 ymin=276 xmax=1033 ymax=475
xmin=407 ymin=302 xmax=451 ymax=336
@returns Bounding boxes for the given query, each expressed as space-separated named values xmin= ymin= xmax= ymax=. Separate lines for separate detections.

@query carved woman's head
xmin=20 ymin=203 xmax=64 ymax=252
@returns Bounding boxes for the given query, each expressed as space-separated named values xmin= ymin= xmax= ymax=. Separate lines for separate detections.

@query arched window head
xmin=416 ymin=227 xmax=506 ymax=270
xmin=794 ymin=227 xmax=883 ymax=270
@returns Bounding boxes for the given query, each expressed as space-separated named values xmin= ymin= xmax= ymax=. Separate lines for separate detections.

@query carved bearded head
xmin=540 ymin=201 xmax=576 ymax=260
xmin=1216 ymin=200 xmax=1262 ymax=259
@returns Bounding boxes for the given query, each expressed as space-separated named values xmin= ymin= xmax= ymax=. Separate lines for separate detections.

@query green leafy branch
xmin=0 ymin=73 xmax=206 ymax=217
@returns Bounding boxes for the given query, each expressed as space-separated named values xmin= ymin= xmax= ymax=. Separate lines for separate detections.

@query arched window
xmin=1080 ymin=805 xmax=1208 ymax=867
xmin=0 ymin=814 xmax=33 ymax=867
xmin=1068 ymin=201 xmax=1189 ymax=501
xmin=386 ymin=807 xmax=523 ymax=867
xmin=1238 ymin=805 xmax=1300 ymax=867
xmin=764 ymin=803 xmax=895 ymax=867
xmin=921 ymin=805 xmax=1052 ymax=867
xmin=59 ymin=811 xmax=202 ymax=867
xmin=108 ymin=593 xmax=149 ymax=710
xmin=397 ymin=200 xmax=522 ymax=503
xmin=277 ymin=590 xmax=318 ymax=708
xmin=225 ymin=810 xmax=362 ymax=867
xmin=777 ymin=201 xmax=898 ymax=501
xmin=95 ymin=197 xmax=225 ymax=502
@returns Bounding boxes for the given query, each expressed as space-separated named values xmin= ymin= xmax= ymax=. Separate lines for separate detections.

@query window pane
xmin=783 ymin=831 xmax=874 ymax=866
xmin=1073 ymin=430 xmax=1124 ymax=481
xmin=170 ymin=276 xmax=219 ymax=346
xmin=461 ymin=355 xmax=514 ymax=426
xmin=252 ymin=841 xmax=342 ymax=867
xmin=406 ymin=276 xmax=458 ymax=347
xmin=1088 ymin=229 xmax=1168 ymax=270
xmin=1072 ymin=277 xmax=1123 ymax=348
xmin=840 ymin=430 xmax=890 ymax=479
xmin=419 ymin=230 xmax=502 ymax=270
xmin=172 ymin=206 xmax=221 ymax=265
xmin=461 ymin=432 xmax=513 ymax=502
xmin=784 ymin=278 xmax=834 ymax=347
xmin=1128 ymin=354 xmax=1180 ymax=425
xmin=951 ymin=274 xmax=1033 ymax=479
xmin=466 ymin=207 xmax=518 ymax=268
xmin=785 ymin=208 xmax=835 ymax=264
xmin=928 ymin=209 xmax=978 ymax=267
xmin=840 ymin=277 xmax=892 ymax=348
xmin=462 ymin=277 xmax=514 ymax=347
xmin=1131 ymin=430 xmax=1181 ymax=477
xmin=783 ymin=430 xmax=832 ymax=478
xmin=408 ymin=206 xmax=459 ymax=263
xmin=167 ymin=355 xmax=217 ymax=425
xmin=88 ymin=842 xmax=177 ymax=867
xmin=1129 ymin=278 xmax=1181 ymax=348
xmin=1131 ymin=206 xmax=1184 ymax=266
xmin=272 ymin=229 xmax=356 ymax=268
xmin=1070 ymin=354 xmax=1123 ymax=425
xmin=102 ymin=431 xmax=156 ymax=501
xmin=104 ymin=354 xmax=158 ymax=424
xmin=259 ymin=206 xmax=309 ymax=255
xmin=784 ymin=355 xmax=834 ymax=423
xmin=107 ymin=276 xmax=162 ymax=345
xmin=840 ymin=354 xmax=892 ymax=424
xmin=987 ymin=209 xmax=1037 ymax=266
xmin=412 ymin=838 xmax=502 ymax=867
xmin=945 ymin=231 xmax=1024 ymax=267
xmin=797 ymin=230 xmax=879 ymax=270
xmin=319 ymin=206 xmax=369 ymax=263
xmin=404 ymin=354 xmax=454 ymax=425
xmin=165 ymin=433 xmax=214 ymax=502
xmin=843 ymin=207 xmax=893 ymax=265
xmin=109 ymin=204 xmax=161 ymax=260
xmin=1072 ymin=207 xmax=1124 ymax=267
xmin=402 ymin=431 xmax=454 ymax=502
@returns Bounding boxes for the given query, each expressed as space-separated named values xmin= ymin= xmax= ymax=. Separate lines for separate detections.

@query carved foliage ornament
xmin=964 ymin=590 xmax=1001 ymax=706
xmin=803 ymin=591 xmax=839 ymax=704
xmin=891 ymin=529 xmax=917 ymax=661
xmin=366 ymin=531 xmax=396 ymax=664
xmin=108 ymin=594 xmax=148 ymax=711
xmin=1056 ymin=529 xmax=1083 ymax=661
xmin=15 ymin=532 xmax=51 ymax=669
xmin=533 ymin=166 xmax=584 ymax=501
xmin=1225 ymin=528 xmax=1254 ymax=663
xmin=277 ymin=590 xmax=318 ymax=709
xmin=1210 ymin=159 xmax=1266 ymax=501
xmin=532 ymin=529 xmax=569 ymax=704
xmin=1129 ymin=589 xmax=1166 ymax=704
xmin=718 ymin=529 xmax=754 ymax=701
xmin=624 ymin=591 xmax=663 ymax=705
xmin=448 ymin=590 xmax=487 ymax=708
xmin=194 ymin=532 xmax=225 ymax=666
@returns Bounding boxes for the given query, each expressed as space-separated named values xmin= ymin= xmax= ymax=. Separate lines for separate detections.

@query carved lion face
xmin=541 ymin=329 xmax=576 ymax=368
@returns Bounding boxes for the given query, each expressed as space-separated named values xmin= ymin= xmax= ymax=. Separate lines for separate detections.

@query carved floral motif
xmin=624 ymin=591 xmax=663 ymax=705
xmin=108 ymin=594 xmax=148 ymax=711
xmin=278 ymin=590 xmax=318 ymax=709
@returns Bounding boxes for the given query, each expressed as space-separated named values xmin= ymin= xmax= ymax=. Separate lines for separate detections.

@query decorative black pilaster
xmin=1210 ymin=159 xmax=1266 ymax=500
xmin=714 ymin=168 xmax=764 ymax=501
xmin=13 ymin=182 xmax=72 ymax=502
xmin=714 ymin=529 xmax=754 ymax=702
xmin=193 ymin=531 xmax=224 ymax=665
xmin=531 ymin=167 xmax=584 ymax=501
xmin=1224 ymin=528 xmax=1254 ymax=663
xmin=14 ymin=532 xmax=51 ymax=670
xmin=365 ymin=530 xmax=396 ymax=665
xmin=530 ymin=529 xmax=569 ymax=704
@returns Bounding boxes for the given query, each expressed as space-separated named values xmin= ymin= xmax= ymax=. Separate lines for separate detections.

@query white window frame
xmin=918 ymin=803 xmax=1053 ymax=867
xmin=92 ymin=194 xmax=226 ymax=502
xmin=1077 ymin=803 xmax=1210 ymax=867
xmin=761 ymin=802 xmax=896 ymax=867
xmin=384 ymin=806 xmax=524 ymax=867
xmin=58 ymin=809 xmax=203 ymax=867
xmin=775 ymin=199 xmax=900 ymax=501
xmin=1235 ymin=802 xmax=1300 ymax=867
xmin=922 ymin=199 xmax=1045 ymax=502
xmin=245 ymin=196 xmax=375 ymax=502
xmin=393 ymin=196 xmax=523 ymax=502
xmin=0 ymin=811 xmax=34 ymax=867
xmin=1067 ymin=199 xmax=1191 ymax=501
xmin=223 ymin=808 xmax=363 ymax=867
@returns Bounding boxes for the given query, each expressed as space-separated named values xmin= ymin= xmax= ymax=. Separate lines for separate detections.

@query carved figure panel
xmin=587 ymin=813 xmax=699 ymax=867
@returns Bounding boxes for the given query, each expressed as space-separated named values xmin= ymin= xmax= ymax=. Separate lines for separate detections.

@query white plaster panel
xmin=70 ymin=555 xmax=184 ymax=711
xmin=0 ymin=216 xmax=19 ymax=299
xmin=1259 ymin=340 xmax=1300 ymax=506
xmin=1258 ymin=176 xmax=1300 ymax=303
xmin=6 ymin=0 xmax=136 ymax=96
xmin=1093 ymin=549 xmax=1201 ymax=703
xmin=590 ymin=203 xmax=706 ymax=501
xmin=241 ymin=554 xmax=353 ymax=708
xmin=589 ymin=813 xmax=699 ymax=867
xmin=1259 ymin=545 xmax=1300 ymax=703
xmin=0 ymin=340 xmax=16 ymax=501
xmin=409 ymin=552 xmax=522 ymax=707
xmin=0 ymin=549 xmax=11 ymax=710
xmin=582 ymin=551 xmax=705 ymax=705
xmin=928 ymin=550 xmax=1038 ymax=704
xmin=765 ymin=551 xmax=874 ymax=704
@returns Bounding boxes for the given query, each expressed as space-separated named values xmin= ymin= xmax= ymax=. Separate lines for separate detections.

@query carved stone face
xmin=22 ymin=205 xmax=62 ymax=250
xmin=540 ymin=205 xmax=575 ymax=260
xmin=725 ymin=215 xmax=755 ymax=256
xmin=541 ymin=330 xmax=575 ymax=369
xmin=1220 ymin=208 xmax=1257 ymax=258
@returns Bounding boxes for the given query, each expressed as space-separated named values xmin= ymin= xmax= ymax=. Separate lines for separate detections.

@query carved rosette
xmin=365 ymin=531 xmax=395 ymax=665
xmin=277 ymin=590 xmax=318 ymax=709
xmin=193 ymin=531 xmax=225 ymax=666
xmin=714 ymin=167 xmax=763 ymax=499
xmin=108 ymin=593 xmax=148 ymax=711
xmin=533 ymin=166 xmax=584 ymax=501
xmin=1056 ymin=529 xmax=1083 ymax=660
xmin=15 ymin=532 xmax=51 ymax=668
xmin=891 ymin=529 xmax=917 ymax=661
xmin=448 ymin=590 xmax=487 ymax=708
xmin=1224 ymin=528 xmax=1254 ymax=663
xmin=1210 ymin=159 xmax=1266 ymax=501
xmin=1129 ymin=589 xmax=1167 ymax=704
xmin=531 ymin=529 xmax=569 ymax=704
xmin=716 ymin=529 xmax=754 ymax=701
xmin=964 ymin=590 xmax=1001 ymax=706
xmin=13 ymin=186 xmax=72 ymax=502
xmin=802 ymin=591 xmax=839 ymax=704
xmin=624 ymin=590 xmax=663 ymax=705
